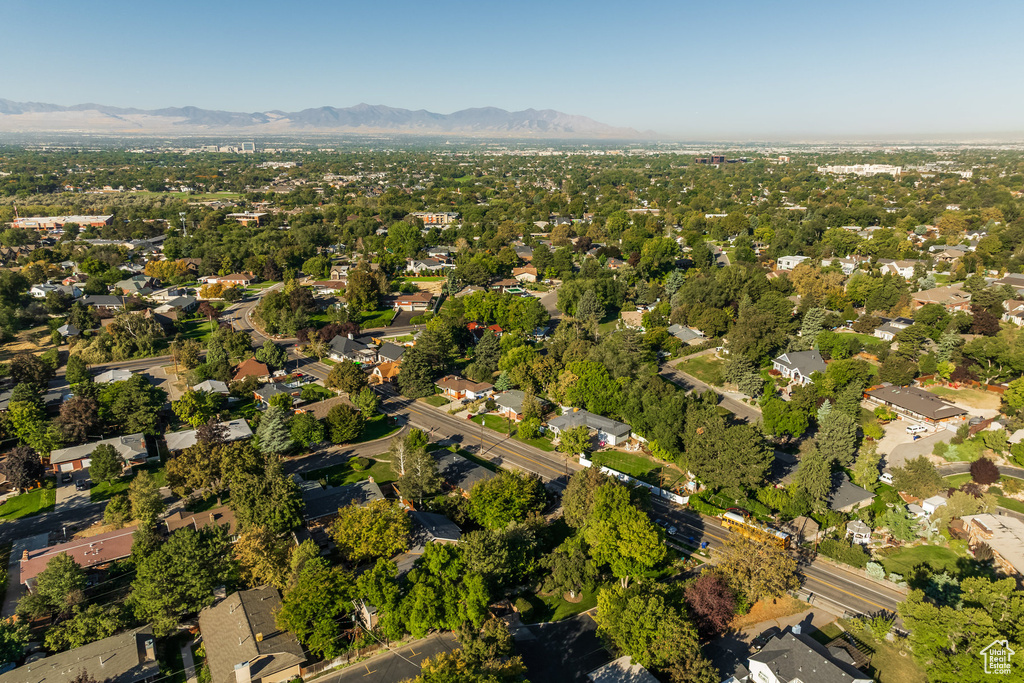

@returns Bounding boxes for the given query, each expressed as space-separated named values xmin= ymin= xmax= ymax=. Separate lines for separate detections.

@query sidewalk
xmin=181 ymin=641 xmax=198 ymax=683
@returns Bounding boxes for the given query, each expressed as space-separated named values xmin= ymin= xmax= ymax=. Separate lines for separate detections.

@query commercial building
xmin=13 ymin=214 xmax=113 ymax=230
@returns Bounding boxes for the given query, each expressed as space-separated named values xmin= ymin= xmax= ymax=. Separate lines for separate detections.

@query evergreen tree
xmin=256 ymin=405 xmax=293 ymax=454
xmin=397 ymin=346 xmax=435 ymax=398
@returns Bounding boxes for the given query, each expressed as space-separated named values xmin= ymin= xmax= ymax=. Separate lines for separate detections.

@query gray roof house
xmin=772 ymin=349 xmax=827 ymax=385
xmin=79 ymin=294 xmax=125 ymax=309
xmin=48 ymin=433 xmax=150 ymax=472
xmin=193 ymin=379 xmax=230 ymax=394
xmin=328 ymin=334 xmax=373 ymax=362
xmin=436 ymin=451 xmax=497 ymax=494
xmin=747 ymin=629 xmax=871 ymax=683
xmin=0 ymin=626 xmax=160 ymax=683
xmin=56 ymin=322 xmax=81 ymax=337
xmin=198 ymin=587 xmax=306 ymax=683
xmin=376 ymin=341 xmax=406 ymax=363
xmin=493 ymin=390 xmax=547 ymax=420
xmin=95 ymin=368 xmax=134 ymax=384
xmin=299 ymin=478 xmax=384 ymax=523
xmin=411 ymin=511 xmax=462 ymax=544
xmin=667 ymin=324 xmax=704 ymax=344
xmin=548 ymin=409 xmax=632 ymax=446
xmin=827 ymin=473 xmax=876 ymax=513
xmin=165 ymin=419 xmax=254 ymax=452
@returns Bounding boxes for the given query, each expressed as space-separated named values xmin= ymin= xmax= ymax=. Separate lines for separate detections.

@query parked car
xmin=752 ymin=626 xmax=782 ymax=650
xmin=655 ymin=518 xmax=668 ymax=528
xmin=61 ymin=473 xmax=72 ymax=484
xmin=906 ymin=424 xmax=928 ymax=435
xmin=667 ymin=526 xmax=679 ymax=536
xmin=878 ymin=472 xmax=894 ymax=485
xmin=75 ymin=479 xmax=90 ymax=491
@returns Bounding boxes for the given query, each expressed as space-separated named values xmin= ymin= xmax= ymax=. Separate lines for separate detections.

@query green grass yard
xmin=518 ymin=587 xmax=599 ymax=624
xmin=943 ymin=473 xmax=972 ymax=488
xmin=0 ymin=482 xmax=56 ymax=521
xmin=361 ymin=309 xmax=398 ymax=329
xmin=675 ymin=355 xmax=724 ymax=386
xmin=90 ymin=464 xmax=167 ymax=503
xmin=590 ymin=450 xmax=667 ymax=486
xmin=355 ymin=414 xmax=401 ymax=443
xmin=421 ymin=395 xmax=450 ymax=407
xmin=469 ymin=414 xmax=556 ymax=451
xmin=179 ymin=318 xmax=217 ymax=344
xmin=997 ymin=496 xmax=1024 ymax=514
xmin=879 ymin=545 xmax=964 ymax=577
xmin=301 ymin=458 xmax=395 ymax=487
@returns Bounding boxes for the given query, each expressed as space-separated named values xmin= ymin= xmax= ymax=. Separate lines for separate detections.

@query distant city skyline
xmin=2 ymin=0 xmax=1023 ymax=139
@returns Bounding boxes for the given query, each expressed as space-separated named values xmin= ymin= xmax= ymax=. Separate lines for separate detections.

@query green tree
xmin=103 ymin=494 xmax=133 ymax=528
xmin=330 ymin=499 xmax=411 ymax=565
xmin=326 ymin=403 xmax=364 ymax=443
xmin=228 ymin=455 xmax=302 ymax=534
xmin=233 ymin=525 xmax=291 ymax=590
xmin=584 ymin=483 xmax=665 ymax=588
xmin=131 ymin=526 xmax=234 ymax=636
xmin=761 ymin=398 xmax=808 ymax=439
xmin=173 ymin=389 xmax=223 ymax=428
xmin=794 ymin=448 xmax=834 ymax=510
xmin=290 ymin=411 xmax=325 ymax=447
xmin=892 ymin=455 xmax=943 ymax=498
xmin=543 ymin=537 xmax=597 ymax=599
xmin=353 ymin=386 xmax=380 ymax=414
xmin=562 ymin=467 xmax=612 ymax=529
xmin=128 ymin=470 xmax=164 ymax=527
xmin=89 ymin=443 xmax=122 ymax=484
xmin=469 ymin=471 xmax=546 ymax=530
xmin=17 ymin=553 xmax=86 ymax=619
xmin=850 ymin=442 xmax=881 ymax=491
xmin=595 ymin=583 xmax=702 ymax=669
xmin=255 ymin=340 xmax=288 ymax=370
xmin=816 ymin=410 xmax=858 ymax=466
xmin=65 ymin=354 xmax=90 ymax=384
xmin=44 ymin=603 xmax=128 ymax=651
xmin=686 ymin=413 xmax=771 ymax=497
xmin=397 ymin=346 xmax=436 ymax=398
xmin=276 ymin=556 xmax=353 ymax=658
xmin=557 ymin=425 xmax=592 ymax=456
xmin=881 ymin=504 xmax=919 ymax=542
xmin=256 ymin=404 xmax=293 ymax=454
xmin=0 ymin=618 xmax=28 ymax=667
xmin=397 ymin=446 xmax=442 ymax=504
xmin=325 ymin=360 xmax=367 ymax=395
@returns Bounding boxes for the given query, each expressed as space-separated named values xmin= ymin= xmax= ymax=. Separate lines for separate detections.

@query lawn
xmin=361 ymin=309 xmax=398 ymax=330
xmin=227 ymin=396 xmax=258 ymax=419
xmin=421 ymin=395 xmax=450 ymax=407
xmin=91 ymin=464 xmax=167 ymax=503
xmin=836 ymin=619 xmax=927 ymax=683
xmin=179 ymin=318 xmax=217 ymax=344
xmin=185 ymin=491 xmax=230 ymax=513
xmin=396 ymin=276 xmax=446 ymax=283
xmin=675 ymin=355 xmax=724 ymax=386
xmin=926 ymin=386 xmax=1001 ymax=410
xmin=878 ymin=545 xmax=964 ymax=577
xmin=302 ymin=457 xmax=396 ymax=487
xmin=518 ymin=587 xmax=599 ymax=624
xmin=356 ymin=414 xmax=401 ymax=443
xmin=997 ymin=496 xmax=1024 ymax=514
xmin=590 ymin=450 xmax=666 ymax=486
xmin=0 ymin=482 xmax=56 ymax=520
xmin=943 ymin=473 xmax=972 ymax=488
xmin=469 ymin=414 xmax=556 ymax=451
xmin=836 ymin=331 xmax=880 ymax=345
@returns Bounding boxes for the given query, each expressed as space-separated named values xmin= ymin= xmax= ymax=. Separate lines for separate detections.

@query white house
xmin=547 ymin=409 xmax=632 ymax=447
xmin=873 ymin=316 xmax=914 ymax=342
xmin=878 ymin=259 xmax=922 ymax=280
xmin=1003 ymin=300 xmax=1024 ymax=326
xmin=776 ymin=255 xmax=810 ymax=271
xmin=922 ymin=494 xmax=948 ymax=515
xmin=747 ymin=630 xmax=872 ymax=683
xmin=772 ymin=349 xmax=827 ymax=385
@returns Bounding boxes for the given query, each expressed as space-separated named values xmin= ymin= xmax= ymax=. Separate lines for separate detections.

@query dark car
xmin=752 ymin=626 xmax=782 ymax=650
xmin=61 ymin=473 xmax=72 ymax=484
xmin=75 ymin=479 xmax=90 ymax=491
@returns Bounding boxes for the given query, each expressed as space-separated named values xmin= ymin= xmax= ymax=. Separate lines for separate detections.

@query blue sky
xmin=2 ymin=0 xmax=1022 ymax=138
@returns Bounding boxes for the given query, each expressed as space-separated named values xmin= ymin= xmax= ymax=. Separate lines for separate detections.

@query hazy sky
xmin=2 ymin=0 xmax=1023 ymax=138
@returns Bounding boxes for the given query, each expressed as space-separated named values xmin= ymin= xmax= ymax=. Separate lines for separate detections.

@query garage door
xmin=59 ymin=463 xmax=75 ymax=472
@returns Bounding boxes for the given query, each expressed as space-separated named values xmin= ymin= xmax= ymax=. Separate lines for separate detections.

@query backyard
xmin=0 ymin=482 xmax=56 ymax=521
xmin=357 ymin=414 xmax=401 ymax=443
xmin=926 ymin=385 xmax=1000 ymax=410
xmin=878 ymin=544 xmax=964 ymax=577
xmin=302 ymin=457 xmax=395 ymax=488
xmin=811 ymin=620 xmax=926 ymax=683
xmin=590 ymin=449 xmax=678 ymax=487
xmin=361 ymin=308 xmax=398 ymax=330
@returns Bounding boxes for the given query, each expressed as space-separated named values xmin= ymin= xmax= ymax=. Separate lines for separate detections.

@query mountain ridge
xmin=0 ymin=99 xmax=647 ymax=138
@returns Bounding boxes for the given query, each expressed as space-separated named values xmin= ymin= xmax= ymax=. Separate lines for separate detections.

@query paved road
xmin=319 ymin=633 xmax=457 ymax=683
xmin=652 ymin=500 xmax=907 ymax=618
xmin=659 ymin=358 xmax=761 ymax=423
xmin=938 ymin=462 xmax=1024 ymax=479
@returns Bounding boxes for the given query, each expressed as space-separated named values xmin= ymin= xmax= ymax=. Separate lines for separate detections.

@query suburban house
xmin=0 ymin=626 xmax=159 ymax=683
xmin=393 ymin=291 xmax=434 ymax=312
xmin=746 ymin=629 xmax=872 ymax=683
xmin=375 ymin=341 xmax=406 ymax=363
xmin=877 ymin=258 xmax=922 ymax=279
xmin=410 ymin=511 xmax=462 ymax=545
xmin=56 ymin=322 xmax=81 ymax=338
xmin=548 ymin=409 xmax=632 ymax=446
xmin=199 ymin=272 xmax=256 ymax=287
xmin=587 ymin=656 xmax=659 ymax=683
xmin=776 ymin=254 xmax=810 ymax=271
xmin=436 ymin=375 xmax=494 ymax=401
xmin=308 ymin=280 xmax=347 ymax=294
xmin=79 ymin=294 xmax=125 ymax=310
xmin=467 ymin=321 xmax=503 ymax=339
xmin=114 ymin=275 xmax=158 ymax=296
xmin=151 ymin=286 xmax=190 ymax=302
xmin=820 ymin=255 xmax=868 ymax=275
xmin=513 ymin=245 xmax=534 ymax=261
xmin=253 ymin=382 xmax=302 ymax=407
xmin=328 ymin=334 xmax=375 ymax=362
xmin=165 ymin=419 xmax=254 ymax=452
xmin=193 ymin=379 xmax=230 ymax=395
xmin=233 ymin=358 xmax=270 ymax=382
xmin=512 ymin=266 xmax=538 ymax=283
xmin=20 ymin=526 xmax=139 ymax=589
xmin=298 ymin=478 xmax=384 ymax=524
xmin=198 ymin=587 xmax=306 ymax=683
xmin=1003 ymin=300 xmax=1024 ymax=326
xmin=493 ymin=390 xmax=542 ymax=422
xmin=993 ymin=273 xmax=1024 ymax=297
xmin=329 ymin=264 xmax=350 ymax=280
xmin=165 ymin=506 xmax=239 ymax=540
xmin=425 ymin=246 xmax=453 ymax=258
xmin=772 ymin=349 xmax=827 ymax=385
xmin=406 ymin=258 xmax=450 ymax=274
xmin=667 ymin=324 xmax=705 ymax=344
xmin=933 ymin=248 xmax=967 ymax=264
xmin=827 ymin=473 xmax=875 ymax=513
xmin=225 ymin=212 xmax=268 ymax=225
xmin=371 ymin=361 xmax=401 ymax=384
xmin=436 ymin=451 xmax=497 ymax=495
xmin=962 ymin=514 xmax=1024 ymax=582
xmin=157 ymin=295 xmax=198 ymax=313
xmin=31 ymin=282 xmax=81 ymax=298
xmin=864 ymin=385 xmax=968 ymax=424
xmin=95 ymin=368 xmax=134 ymax=384
xmin=873 ymin=316 xmax=914 ymax=341
xmin=912 ymin=282 xmax=972 ymax=312
xmin=48 ymin=433 xmax=150 ymax=473
xmin=922 ymin=494 xmax=948 ymax=515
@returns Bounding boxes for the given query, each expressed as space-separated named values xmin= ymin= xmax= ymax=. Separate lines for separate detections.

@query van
xmin=906 ymin=424 xmax=928 ymax=435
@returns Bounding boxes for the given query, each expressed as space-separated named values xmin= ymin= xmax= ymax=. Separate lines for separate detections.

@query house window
xmin=758 ymin=673 xmax=770 ymax=683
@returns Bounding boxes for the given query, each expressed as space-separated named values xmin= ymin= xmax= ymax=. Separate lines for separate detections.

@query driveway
xmin=885 ymin=429 xmax=953 ymax=470
xmin=55 ymin=470 xmax=94 ymax=512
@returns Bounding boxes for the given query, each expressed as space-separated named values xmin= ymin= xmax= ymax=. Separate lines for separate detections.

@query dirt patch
xmin=732 ymin=596 xmax=810 ymax=631
xmin=926 ymin=386 xmax=1000 ymax=411
xmin=0 ymin=326 xmax=54 ymax=361
xmin=415 ymin=281 xmax=446 ymax=296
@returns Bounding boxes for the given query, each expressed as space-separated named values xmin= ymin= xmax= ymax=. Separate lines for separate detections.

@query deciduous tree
xmin=718 ymin=535 xmax=798 ymax=603
xmin=330 ymin=499 xmax=411 ymax=565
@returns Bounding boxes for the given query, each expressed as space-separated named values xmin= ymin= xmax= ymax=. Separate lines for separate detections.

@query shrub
xmin=987 ymin=486 xmax=1003 ymax=496
xmin=514 ymin=597 xmax=533 ymax=619
xmin=933 ymin=441 xmax=949 ymax=457
xmin=349 ymin=457 xmax=371 ymax=472
xmin=819 ymin=539 xmax=870 ymax=568
xmin=863 ymin=422 xmax=884 ymax=440
xmin=1002 ymin=477 xmax=1023 ymax=495
xmin=688 ymin=496 xmax=726 ymax=517
xmin=865 ymin=562 xmax=885 ymax=581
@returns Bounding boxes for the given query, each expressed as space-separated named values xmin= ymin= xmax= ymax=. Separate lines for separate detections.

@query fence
xmin=579 ymin=456 xmax=689 ymax=505
xmin=300 ymin=644 xmax=384 ymax=680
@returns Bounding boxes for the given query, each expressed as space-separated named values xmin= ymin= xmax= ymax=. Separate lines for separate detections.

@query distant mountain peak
xmin=0 ymin=99 xmax=645 ymax=138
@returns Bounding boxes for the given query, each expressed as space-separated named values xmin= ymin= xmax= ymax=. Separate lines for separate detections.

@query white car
xmin=878 ymin=472 xmax=894 ymax=485
xmin=906 ymin=424 xmax=928 ymax=435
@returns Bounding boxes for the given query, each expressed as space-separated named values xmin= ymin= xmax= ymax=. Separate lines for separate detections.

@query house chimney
xmin=144 ymin=638 xmax=156 ymax=662
xmin=347 ymin=333 xmax=354 ymax=340
xmin=234 ymin=661 xmax=252 ymax=683
xmin=21 ymin=550 xmax=28 ymax=562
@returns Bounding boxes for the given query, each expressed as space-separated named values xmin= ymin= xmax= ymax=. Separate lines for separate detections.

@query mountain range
xmin=0 ymin=99 xmax=645 ymax=138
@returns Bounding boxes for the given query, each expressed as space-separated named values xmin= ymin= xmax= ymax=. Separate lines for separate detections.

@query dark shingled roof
xmin=300 ymin=479 xmax=383 ymax=522
xmin=749 ymin=631 xmax=869 ymax=683
xmin=865 ymin=385 xmax=968 ymax=421
xmin=436 ymin=451 xmax=497 ymax=492
xmin=0 ymin=626 xmax=159 ymax=683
